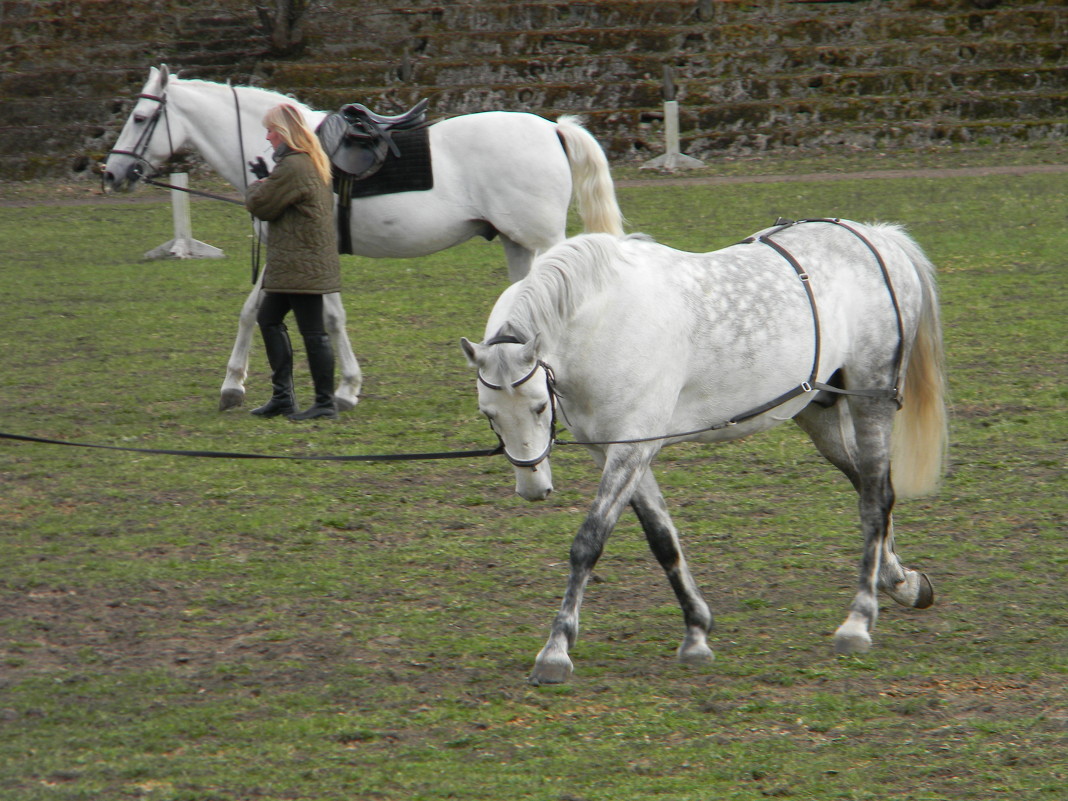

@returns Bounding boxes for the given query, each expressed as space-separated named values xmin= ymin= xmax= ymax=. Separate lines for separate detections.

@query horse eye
xmin=534 ymin=403 xmax=548 ymax=416
xmin=133 ymin=115 xmax=146 ymax=124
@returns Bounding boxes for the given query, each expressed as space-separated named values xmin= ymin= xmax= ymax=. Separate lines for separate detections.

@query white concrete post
xmin=642 ymin=67 xmax=704 ymax=172
xmin=642 ymin=100 xmax=705 ymax=171
xmin=144 ymin=173 xmax=225 ymax=260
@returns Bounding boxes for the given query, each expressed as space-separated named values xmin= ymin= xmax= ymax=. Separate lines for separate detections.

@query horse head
xmin=461 ymin=334 xmax=555 ymax=501
xmin=102 ymin=65 xmax=180 ymax=192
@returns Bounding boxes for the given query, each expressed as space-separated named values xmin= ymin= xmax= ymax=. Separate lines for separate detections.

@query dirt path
xmin=615 ymin=162 xmax=1068 ymax=188
xmin=2 ymin=162 xmax=1066 ymax=208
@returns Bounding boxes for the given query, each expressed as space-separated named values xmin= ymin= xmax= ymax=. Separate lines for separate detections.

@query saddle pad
xmin=338 ymin=125 xmax=434 ymax=199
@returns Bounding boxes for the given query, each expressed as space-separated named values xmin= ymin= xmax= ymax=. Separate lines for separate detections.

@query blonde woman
xmin=245 ymin=103 xmax=341 ymax=421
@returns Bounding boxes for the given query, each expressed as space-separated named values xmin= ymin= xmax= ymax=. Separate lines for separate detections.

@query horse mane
xmin=173 ymin=75 xmax=315 ymax=113
xmin=497 ymin=233 xmax=651 ymax=344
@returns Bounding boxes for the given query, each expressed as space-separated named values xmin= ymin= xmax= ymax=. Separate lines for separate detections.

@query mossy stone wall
xmin=1 ymin=0 xmax=1063 ymax=179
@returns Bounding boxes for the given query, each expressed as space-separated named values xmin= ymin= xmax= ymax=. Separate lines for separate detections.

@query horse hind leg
xmin=794 ymin=399 xmax=932 ymax=655
xmin=629 ymin=469 xmax=714 ymax=666
xmin=880 ymin=520 xmax=934 ymax=610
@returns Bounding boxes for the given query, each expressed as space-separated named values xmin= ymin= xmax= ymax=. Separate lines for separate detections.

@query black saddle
xmin=315 ymin=99 xmax=435 ymax=255
xmin=316 ymin=98 xmax=429 ymax=180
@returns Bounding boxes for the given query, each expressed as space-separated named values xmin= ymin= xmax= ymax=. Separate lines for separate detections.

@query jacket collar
xmin=272 ymin=143 xmax=297 ymax=161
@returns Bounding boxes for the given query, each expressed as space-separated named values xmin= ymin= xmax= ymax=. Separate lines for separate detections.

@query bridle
xmin=477 ymin=334 xmax=558 ymax=471
xmin=106 ymin=81 xmax=258 ymax=279
xmin=106 ymin=83 xmax=251 ymax=198
xmin=107 ymin=91 xmax=174 ymax=185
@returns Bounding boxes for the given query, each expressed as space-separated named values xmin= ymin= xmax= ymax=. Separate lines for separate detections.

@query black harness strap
xmin=748 ymin=231 xmax=823 ymax=405
xmin=817 ymin=218 xmax=906 ymax=403
xmin=743 ymin=218 xmax=902 ymax=408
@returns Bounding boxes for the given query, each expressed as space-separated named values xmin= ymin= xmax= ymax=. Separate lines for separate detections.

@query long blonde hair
xmin=263 ymin=103 xmax=331 ymax=184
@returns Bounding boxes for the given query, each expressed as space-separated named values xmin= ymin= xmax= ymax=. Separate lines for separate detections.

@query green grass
xmin=1 ymin=152 xmax=1066 ymax=800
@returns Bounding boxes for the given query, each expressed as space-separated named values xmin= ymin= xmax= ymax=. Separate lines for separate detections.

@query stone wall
xmin=1 ymin=0 xmax=1064 ymax=179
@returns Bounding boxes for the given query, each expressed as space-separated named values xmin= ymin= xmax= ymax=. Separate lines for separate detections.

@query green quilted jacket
xmin=245 ymin=149 xmax=341 ymax=294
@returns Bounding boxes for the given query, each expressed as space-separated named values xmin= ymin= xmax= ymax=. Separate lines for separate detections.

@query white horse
xmin=103 ymin=65 xmax=624 ymax=412
xmin=462 ymin=219 xmax=947 ymax=684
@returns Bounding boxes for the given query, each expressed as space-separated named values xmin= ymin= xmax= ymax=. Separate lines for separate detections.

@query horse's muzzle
xmin=514 ymin=460 xmax=553 ymax=501
xmin=101 ymin=157 xmax=145 ymax=194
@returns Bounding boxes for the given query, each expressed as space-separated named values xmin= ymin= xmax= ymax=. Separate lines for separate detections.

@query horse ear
xmin=520 ymin=333 xmax=541 ymax=363
xmin=460 ymin=337 xmax=482 ymax=367
xmin=159 ymin=64 xmax=170 ymax=89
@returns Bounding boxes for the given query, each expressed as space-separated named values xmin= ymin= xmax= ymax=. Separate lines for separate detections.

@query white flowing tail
xmin=555 ymin=116 xmax=625 ymax=237
xmin=891 ymin=234 xmax=948 ymax=499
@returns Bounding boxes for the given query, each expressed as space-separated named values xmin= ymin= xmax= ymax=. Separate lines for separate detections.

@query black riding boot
xmin=288 ymin=333 xmax=337 ymax=421
xmin=250 ymin=323 xmax=298 ymax=418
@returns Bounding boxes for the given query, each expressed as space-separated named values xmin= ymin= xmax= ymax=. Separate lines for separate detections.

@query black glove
xmin=249 ymin=157 xmax=270 ymax=180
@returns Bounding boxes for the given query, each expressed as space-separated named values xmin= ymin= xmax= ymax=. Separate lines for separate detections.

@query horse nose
xmin=516 ymin=480 xmax=553 ymax=502
xmin=518 ymin=487 xmax=552 ymax=501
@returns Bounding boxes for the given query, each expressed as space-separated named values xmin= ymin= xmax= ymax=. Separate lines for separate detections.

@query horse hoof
xmin=529 ymin=655 xmax=573 ymax=686
xmin=833 ymin=626 xmax=872 ymax=656
xmin=913 ymin=572 xmax=935 ymax=609
xmin=678 ymin=639 xmax=715 ymax=666
xmin=887 ymin=571 xmax=935 ymax=610
xmin=335 ymin=394 xmax=358 ymax=413
xmin=219 ymin=388 xmax=245 ymax=411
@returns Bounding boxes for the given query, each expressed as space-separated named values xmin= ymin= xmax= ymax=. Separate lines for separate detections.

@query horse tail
xmin=890 ymin=231 xmax=948 ymax=499
xmin=555 ymin=116 xmax=625 ymax=237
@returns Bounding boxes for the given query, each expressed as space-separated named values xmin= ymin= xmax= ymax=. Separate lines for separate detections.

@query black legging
xmin=257 ymin=292 xmax=327 ymax=337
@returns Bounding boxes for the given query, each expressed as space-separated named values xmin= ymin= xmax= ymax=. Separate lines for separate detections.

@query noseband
xmin=107 ymin=91 xmax=174 ymax=184
xmin=478 ymin=335 xmax=558 ymax=470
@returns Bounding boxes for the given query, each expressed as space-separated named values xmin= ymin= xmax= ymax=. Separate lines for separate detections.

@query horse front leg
xmin=219 ymin=276 xmax=264 ymax=411
xmin=322 ymin=293 xmax=361 ymax=411
xmin=531 ymin=446 xmax=652 ymax=685
xmin=629 ymin=469 xmax=714 ymax=666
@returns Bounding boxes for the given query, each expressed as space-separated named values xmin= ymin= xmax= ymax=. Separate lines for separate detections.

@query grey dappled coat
xmin=245 ymin=149 xmax=341 ymax=294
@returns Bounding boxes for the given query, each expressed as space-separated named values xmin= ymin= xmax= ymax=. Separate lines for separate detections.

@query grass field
xmin=1 ymin=148 xmax=1065 ymax=800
